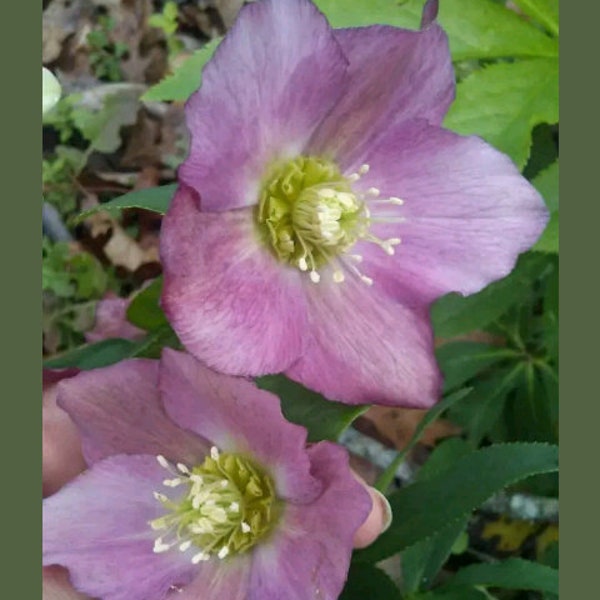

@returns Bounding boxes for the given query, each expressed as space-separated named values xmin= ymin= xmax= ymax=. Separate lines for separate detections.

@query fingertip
xmin=353 ymin=484 xmax=393 ymax=549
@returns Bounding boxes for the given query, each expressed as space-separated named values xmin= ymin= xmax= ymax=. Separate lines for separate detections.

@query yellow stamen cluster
xmin=149 ymin=448 xmax=280 ymax=563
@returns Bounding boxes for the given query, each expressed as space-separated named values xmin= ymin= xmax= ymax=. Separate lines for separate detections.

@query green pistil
xmin=256 ymin=155 xmax=367 ymax=282
xmin=150 ymin=448 xmax=280 ymax=562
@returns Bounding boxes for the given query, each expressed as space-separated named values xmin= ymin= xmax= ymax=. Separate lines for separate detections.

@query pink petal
xmin=350 ymin=120 xmax=549 ymax=303
xmin=176 ymin=559 xmax=252 ymax=600
xmin=85 ymin=293 xmax=144 ymax=343
xmin=248 ymin=442 xmax=372 ymax=600
xmin=179 ymin=0 xmax=348 ymax=212
xmin=43 ymin=455 xmax=197 ymax=600
xmin=160 ymin=185 xmax=308 ymax=376
xmin=57 ymin=359 xmax=208 ymax=466
xmin=285 ymin=275 xmax=442 ymax=408
xmin=308 ymin=23 xmax=454 ymax=169
xmin=159 ymin=349 xmax=321 ymax=502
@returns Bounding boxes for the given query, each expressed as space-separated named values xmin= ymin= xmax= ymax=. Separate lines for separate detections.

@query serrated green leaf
xmin=447 ymin=365 xmax=524 ymax=445
xmin=401 ymin=513 xmax=470 ymax=593
xmin=508 ymin=362 xmax=558 ymax=444
xmin=415 ymin=437 xmax=474 ymax=482
xmin=444 ymin=58 xmax=558 ymax=169
xmin=354 ymin=443 xmax=558 ymax=563
xmin=375 ymin=389 xmax=472 ymax=492
xmin=340 ymin=563 xmax=402 ymax=599
xmin=72 ymin=184 xmax=176 ymax=224
xmin=436 ymin=342 xmax=516 ymax=393
xmin=315 ymin=0 xmax=558 ymax=60
xmin=126 ymin=277 xmax=169 ymax=331
xmin=441 ymin=558 xmax=558 ymax=594
xmin=255 ymin=375 xmax=367 ymax=442
xmin=511 ymin=0 xmax=559 ymax=37
xmin=431 ymin=253 xmax=547 ymax=338
xmin=532 ymin=161 xmax=559 ymax=253
xmin=142 ymin=38 xmax=222 ymax=102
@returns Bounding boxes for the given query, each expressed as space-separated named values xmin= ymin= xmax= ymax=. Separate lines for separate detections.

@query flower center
xmin=256 ymin=155 xmax=405 ymax=285
xmin=150 ymin=447 xmax=280 ymax=563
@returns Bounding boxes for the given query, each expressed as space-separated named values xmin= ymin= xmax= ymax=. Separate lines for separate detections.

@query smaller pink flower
xmin=85 ymin=292 xmax=144 ymax=343
xmin=43 ymin=350 xmax=372 ymax=600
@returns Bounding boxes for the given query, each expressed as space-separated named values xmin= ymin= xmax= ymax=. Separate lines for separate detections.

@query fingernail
xmin=372 ymin=489 xmax=393 ymax=533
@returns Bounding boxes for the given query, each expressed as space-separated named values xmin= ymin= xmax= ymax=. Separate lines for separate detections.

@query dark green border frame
xmin=2 ymin=1 xmax=41 ymax=597
xmin=559 ymin=1 xmax=593 ymax=598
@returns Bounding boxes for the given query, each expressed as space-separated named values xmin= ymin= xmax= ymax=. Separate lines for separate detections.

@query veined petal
xmin=351 ymin=120 xmax=549 ymax=303
xmin=179 ymin=0 xmax=348 ymax=212
xmin=57 ymin=359 xmax=208 ymax=466
xmin=285 ymin=275 xmax=441 ymax=408
xmin=176 ymin=559 xmax=251 ymax=600
xmin=248 ymin=443 xmax=372 ymax=600
xmin=43 ymin=455 xmax=197 ymax=600
xmin=159 ymin=349 xmax=322 ymax=503
xmin=308 ymin=23 xmax=454 ymax=168
xmin=161 ymin=185 xmax=308 ymax=375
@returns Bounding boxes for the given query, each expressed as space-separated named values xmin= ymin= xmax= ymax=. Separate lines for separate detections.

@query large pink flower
xmin=43 ymin=349 xmax=371 ymax=600
xmin=160 ymin=0 xmax=548 ymax=407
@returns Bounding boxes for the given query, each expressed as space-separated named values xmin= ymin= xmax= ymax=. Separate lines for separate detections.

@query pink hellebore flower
xmin=85 ymin=292 xmax=145 ymax=343
xmin=43 ymin=349 xmax=371 ymax=600
xmin=160 ymin=0 xmax=548 ymax=407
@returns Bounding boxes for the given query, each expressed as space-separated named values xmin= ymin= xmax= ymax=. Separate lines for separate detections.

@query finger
xmin=43 ymin=370 xmax=86 ymax=497
xmin=43 ymin=566 xmax=89 ymax=600
xmin=352 ymin=476 xmax=393 ymax=549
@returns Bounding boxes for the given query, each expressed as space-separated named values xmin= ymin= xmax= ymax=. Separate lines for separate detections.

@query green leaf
xmin=43 ymin=325 xmax=181 ymax=370
xmin=431 ymin=253 xmax=547 ymax=338
xmin=255 ymin=375 xmax=367 ymax=442
xmin=401 ymin=515 xmax=471 ymax=593
xmin=413 ymin=587 xmax=488 ymax=600
xmin=71 ymin=88 xmax=142 ymax=153
xmin=532 ymin=161 xmax=559 ymax=253
xmin=534 ymin=214 xmax=558 ymax=253
xmin=354 ymin=443 xmax=558 ymax=563
xmin=506 ymin=362 xmax=558 ymax=444
xmin=511 ymin=0 xmax=559 ymax=37
xmin=440 ymin=558 xmax=558 ymax=595
xmin=436 ymin=342 xmax=516 ymax=393
xmin=532 ymin=160 xmax=559 ymax=212
xmin=447 ymin=365 xmax=524 ymax=445
xmin=315 ymin=0 xmax=558 ymax=61
xmin=375 ymin=388 xmax=472 ymax=492
xmin=73 ymin=184 xmax=176 ymax=223
xmin=444 ymin=58 xmax=558 ymax=169
xmin=126 ymin=277 xmax=169 ymax=331
xmin=414 ymin=437 xmax=474 ymax=482
xmin=126 ymin=324 xmax=181 ymax=359
xmin=340 ymin=563 xmax=402 ymax=600
xmin=43 ymin=338 xmax=138 ymax=370
xmin=142 ymin=38 xmax=222 ymax=102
